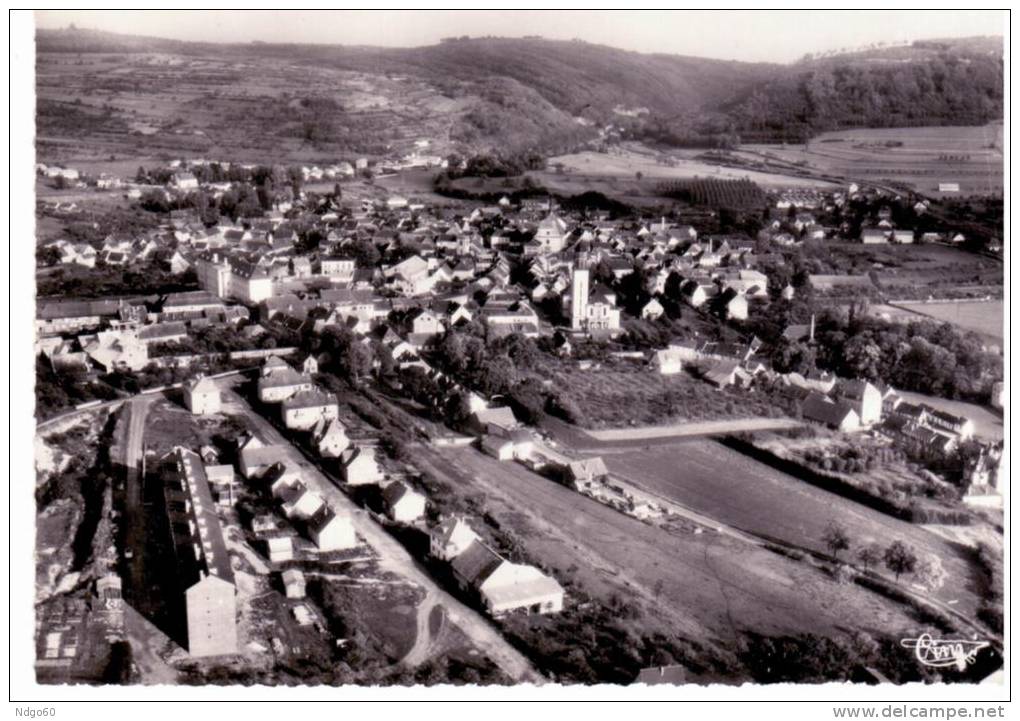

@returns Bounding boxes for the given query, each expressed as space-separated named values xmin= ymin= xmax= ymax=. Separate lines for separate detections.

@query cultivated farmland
xmin=741 ymin=124 xmax=1003 ymax=197
xmin=545 ymin=366 xmax=786 ymax=429
xmin=544 ymin=143 xmax=838 ymax=191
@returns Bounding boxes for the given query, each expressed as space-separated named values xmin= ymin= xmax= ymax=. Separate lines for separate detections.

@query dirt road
xmin=218 ymin=385 xmax=542 ymax=683
xmin=401 ymin=589 xmax=443 ymax=668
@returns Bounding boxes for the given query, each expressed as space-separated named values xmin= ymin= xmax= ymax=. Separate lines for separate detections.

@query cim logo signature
xmin=900 ymin=633 xmax=990 ymax=671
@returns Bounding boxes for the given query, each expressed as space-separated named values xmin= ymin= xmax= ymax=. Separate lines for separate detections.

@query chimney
xmin=809 ymin=314 xmax=816 ymax=343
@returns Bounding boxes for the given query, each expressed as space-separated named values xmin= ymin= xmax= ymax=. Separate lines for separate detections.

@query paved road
xmin=121 ymin=396 xmax=155 ymax=608
xmin=217 ymin=384 xmax=542 ymax=683
xmin=585 ymin=417 xmax=803 ymax=442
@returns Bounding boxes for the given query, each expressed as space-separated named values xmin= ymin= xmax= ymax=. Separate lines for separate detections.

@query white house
xmin=183 ymin=376 xmax=221 ymax=415
xmin=275 ymin=481 xmax=326 ymax=521
xmin=641 ymin=298 xmax=665 ymax=320
xmin=266 ymin=536 xmax=295 ymax=563
xmin=430 ymin=517 xmax=481 ymax=561
xmin=257 ymin=368 xmax=314 ymax=403
xmin=339 ymin=446 xmax=383 ymax=485
xmin=834 ymin=379 xmax=883 ymax=426
xmin=450 ymin=541 xmax=564 ymax=617
xmin=281 ymin=389 xmax=339 ymax=431
xmin=312 ymin=418 xmax=350 ymax=458
xmin=306 ymin=507 xmax=357 ymax=552
xmin=382 ymin=481 xmax=427 ymax=523
xmin=282 ymin=569 xmax=306 ymax=599
xmin=651 ymin=348 xmax=684 ymax=375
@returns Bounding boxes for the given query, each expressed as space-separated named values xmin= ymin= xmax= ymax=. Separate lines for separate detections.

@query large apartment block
xmin=163 ymin=447 xmax=238 ymax=657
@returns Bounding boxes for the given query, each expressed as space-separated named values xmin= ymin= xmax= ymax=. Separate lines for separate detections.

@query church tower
xmin=571 ymin=257 xmax=590 ymax=331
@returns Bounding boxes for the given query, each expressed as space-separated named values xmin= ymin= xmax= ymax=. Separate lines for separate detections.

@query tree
xmin=883 ymin=540 xmax=918 ymax=582
xmin=442 ymin=391 xmax=473 ymax=429
xmin=338 ymin=343 xmax=372 ymax=383
xmin=842 ymin=335 xmax=882 ymax=380
xmin=856 ymin=543 xmax=881 ymax=572
xmin=140 ymin=189 xmax=170 ymax=214
xmin=822 ymin=521 xmax=850 ymax=560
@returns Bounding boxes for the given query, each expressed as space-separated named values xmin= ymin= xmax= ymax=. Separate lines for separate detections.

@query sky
xmin=34 ymin=9 xmax=1006 ymax=63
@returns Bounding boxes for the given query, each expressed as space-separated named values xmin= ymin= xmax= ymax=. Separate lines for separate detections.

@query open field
xmin=421 ymin=444 xmax=926 ymax=651
xmin=891 ymin=300 xmax=1004 ymax=345
xmin=544 ymin=143 xmax=839 ymax=190
xmin=741 ymin=124 xmax=1003 ymax=197
xmin=600 ymin=440 xmax=985 ymax=621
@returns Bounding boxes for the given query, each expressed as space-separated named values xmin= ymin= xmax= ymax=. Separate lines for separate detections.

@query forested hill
xmin=718 ymin=39 xmax=1004 ymax=142
xmin=36 ymin=28 xmax=1003 ymax=149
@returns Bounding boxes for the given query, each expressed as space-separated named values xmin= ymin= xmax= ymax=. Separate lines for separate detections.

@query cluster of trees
xmin=149 ymin=324 xmax=277 ymax=359
xmin=442 ymin=151 xmax=546 ymax=179
xmin=420 ymin=328 xmax=584 ymax=426
xmin=813 ymin=311 xmax=1001 ymax=401
xmin=138 ymin=164 xmax=308 ymax=223
xmin=626 ymin=113 xmax=742 ymax=149
xmin=821 ymin=523 xmax=934 ymax=588
xmin=136 ymin=162 xmax=258 ymax=186
xmin=974 ymin=542 xmax=1003 ymax=634
xmin=748 ymin=298 xmax=1001 ymax=402
xmin=737 ymin=630 xmax=950 ymax=684
xmin=803 ymin=443 xmax=900 ymax=475
xmin=432 ymin=174 xmax=547 ymax=202
xmin=296 ymin=323 xmax=380 ymax=385
xmin=34 ymin=357 xmax=118 ymax=420
xmin=36 ymin=262 xmax=198 ymax=299
xmin=500 ymin=590 xmax=714 ymax=684
xmin=725 ymin=55 xmax=1003 ymax=141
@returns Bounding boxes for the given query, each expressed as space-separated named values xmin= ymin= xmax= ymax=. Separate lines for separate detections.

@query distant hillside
xmin=35 ymin=28 xmax=1004 ymax=155
xmin=721 ymin=37 xmax=1004 ymax=142
xmin=36 ymin=30 xmax=779 ymax=120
